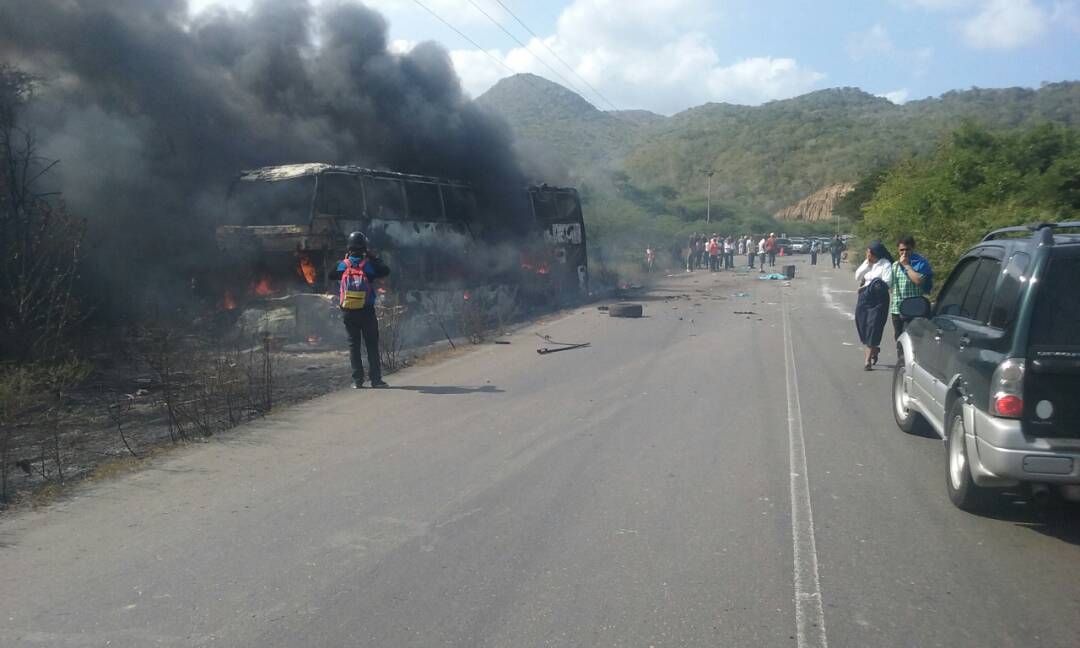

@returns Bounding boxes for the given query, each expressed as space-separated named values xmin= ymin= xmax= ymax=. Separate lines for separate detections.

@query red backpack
xmin=339 ymin=257 xmax=370 ymax=310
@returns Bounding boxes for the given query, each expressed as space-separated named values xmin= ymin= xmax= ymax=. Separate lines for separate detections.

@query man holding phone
xmin=890 ymin=234 xmax=934 ymax=340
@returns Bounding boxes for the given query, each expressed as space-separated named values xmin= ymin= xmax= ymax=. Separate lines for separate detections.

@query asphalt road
xmin=2 ymin=258 xmax=1079 ymax=647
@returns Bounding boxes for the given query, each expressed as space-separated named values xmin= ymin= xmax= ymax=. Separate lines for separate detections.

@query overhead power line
xmin=489 ymin=0 xmax=621 ymax=112
xmin=461 ymin=0 xmax=598 ymax=108
xmin=411 ymin=0 xmax=517 ymax=76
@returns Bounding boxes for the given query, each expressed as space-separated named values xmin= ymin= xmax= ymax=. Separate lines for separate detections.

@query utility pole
xmin=700 ymin=170 xmax=715 ymax=224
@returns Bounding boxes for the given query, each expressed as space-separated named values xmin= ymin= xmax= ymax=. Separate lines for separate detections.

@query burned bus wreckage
xmin=215 ymin=163 xmax=588 ymax=344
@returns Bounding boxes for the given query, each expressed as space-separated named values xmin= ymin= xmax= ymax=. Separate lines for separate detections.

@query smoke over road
xmin=0 ymin=0 xmax=527 ymax=314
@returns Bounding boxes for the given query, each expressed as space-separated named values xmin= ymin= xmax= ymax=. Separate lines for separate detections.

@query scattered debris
xmin=597 ymin=305 xmax=610 ymax=311
xmin=493 ymin=340 xmax=512 ymax=345
xmin=609 ymin=303 xmax=644 ymax=318
xmin=733 ymin=311 xmax=757 ymax=315
xmin=734 ymin=292 xmax=751 ymax=298
xmin=758 ymin=273 xmax=788 ymax=280
xmin=537 ymin=342 xmax=590 ymax=355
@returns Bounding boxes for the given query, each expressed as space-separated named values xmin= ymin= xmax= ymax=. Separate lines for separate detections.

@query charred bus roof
xmin=238 ymin=163 xmax=471 ymax=189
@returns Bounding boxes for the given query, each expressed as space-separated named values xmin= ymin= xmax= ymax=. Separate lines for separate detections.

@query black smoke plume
xmin=0 ymin=0 xmax=527 ymax=317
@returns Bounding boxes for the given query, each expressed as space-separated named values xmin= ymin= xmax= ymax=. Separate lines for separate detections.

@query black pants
xmin=810 ymin=251 xmax=818 ymax=265
xmin=343 ymin=307 xmax=381 ymax=383
xmin=831 ymin=251 xmax=841 ymax=268
xmin=768 ymin=251 xmax=777 ymax=267
xmin=892 ymin=314 xmax=910 ymax=340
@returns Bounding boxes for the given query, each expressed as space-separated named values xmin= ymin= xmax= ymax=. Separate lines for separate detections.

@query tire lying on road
xmin=608 ymin=302 xmax=643 ymax=318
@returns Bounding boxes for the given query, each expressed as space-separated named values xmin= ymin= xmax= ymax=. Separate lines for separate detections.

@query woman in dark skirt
xmin=854 ymin=241 xmax=894 ymax=370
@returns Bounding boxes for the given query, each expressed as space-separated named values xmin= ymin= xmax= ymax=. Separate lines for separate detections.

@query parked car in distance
xmin=774 ymin=237 xmax=792 ymax=255
xmin=893 ymin=221 xmax=1080 ymax=511
xmin=789 ymin=237 xmax=810 ymax=254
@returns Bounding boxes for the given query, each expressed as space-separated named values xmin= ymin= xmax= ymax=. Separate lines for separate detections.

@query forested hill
xmin=478 ymin=76 xmax=1080 ymax=215
xmin=476 ymin=73 xmax=646 ymax=167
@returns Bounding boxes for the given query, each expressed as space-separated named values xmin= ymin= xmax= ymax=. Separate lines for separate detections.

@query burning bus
xmin=215 ymin=164 xmax=588 ymax=336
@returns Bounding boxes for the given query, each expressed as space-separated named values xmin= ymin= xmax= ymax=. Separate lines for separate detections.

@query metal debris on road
xmin=537 ymin=342 xmax=590 ymax=355
xmin=535 ymin=332 xmax=591 ymax=355
xmin=733 ymin=311 xmax=757 ymax=315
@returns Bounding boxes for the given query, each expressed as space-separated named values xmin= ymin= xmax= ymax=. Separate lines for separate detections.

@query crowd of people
xmin=675 ymin=233 xmax=848 ymax=274
xmin=641 ymin=231 xmax=931 ymax=373
xmin=683 ymin=233 xmax=770 ymax=272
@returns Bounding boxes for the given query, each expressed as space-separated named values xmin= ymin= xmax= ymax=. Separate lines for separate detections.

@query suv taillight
xmin=990 ymin=358 xmax=1025 ymax=418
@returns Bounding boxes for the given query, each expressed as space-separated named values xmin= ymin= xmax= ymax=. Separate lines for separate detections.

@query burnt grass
xmin=0 ymin=339 xmax=361 ymax=510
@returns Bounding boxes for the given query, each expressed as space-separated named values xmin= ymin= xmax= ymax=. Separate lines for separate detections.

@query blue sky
xmin=191 ymin=0 xmax=1080 ymax=114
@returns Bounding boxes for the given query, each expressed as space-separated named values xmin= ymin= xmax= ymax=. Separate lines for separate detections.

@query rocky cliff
xmin=774 ymin=183 xmax=855 ymax=221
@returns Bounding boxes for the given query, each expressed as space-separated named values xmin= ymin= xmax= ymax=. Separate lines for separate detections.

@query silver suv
xmin=892 ymin=222 xmax=1080 ymax=511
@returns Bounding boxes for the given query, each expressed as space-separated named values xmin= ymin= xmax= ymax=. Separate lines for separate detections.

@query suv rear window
xmin=1030 ymin=255 xmax=1080 ymax=345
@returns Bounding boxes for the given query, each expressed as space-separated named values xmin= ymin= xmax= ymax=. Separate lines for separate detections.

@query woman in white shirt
xmin=854 ymin=241 xmax=894 ymax=370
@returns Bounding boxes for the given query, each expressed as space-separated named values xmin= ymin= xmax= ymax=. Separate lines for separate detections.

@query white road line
xmin=819 ymin=279 xmax=855 ymax=321
xmin=782 ymin=292 xmax=829 ymax=648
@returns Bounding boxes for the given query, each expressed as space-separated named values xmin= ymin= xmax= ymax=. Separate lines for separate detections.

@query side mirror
xmin=900 ymin=296 xmax=931 ymax=319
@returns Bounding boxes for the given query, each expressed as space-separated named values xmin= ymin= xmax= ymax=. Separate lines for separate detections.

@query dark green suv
xmin=892 ymin=222 xmax=1080 ymax=511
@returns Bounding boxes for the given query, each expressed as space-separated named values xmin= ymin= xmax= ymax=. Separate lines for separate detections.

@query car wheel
xmin=892 ymin=357 xmax=917 ymax=433
xmin=945 ymin=402 xmax=994 ymax=512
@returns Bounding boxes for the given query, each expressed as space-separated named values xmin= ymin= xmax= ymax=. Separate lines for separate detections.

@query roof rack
xmin=982 ymin=221 xmax=1080 ymax=242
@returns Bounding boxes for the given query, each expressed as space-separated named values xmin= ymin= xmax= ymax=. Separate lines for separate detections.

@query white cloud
xmin=962 ymin=0 xmax=1048 ymax=49
xmin=846 ymin=24 xmax=934 ymax=77
xmin=877 ymin=89 xmax=911 ymax=104
xmin=847 ymin=23 xmax=896 ymax=61
xmin=447 ymin=0 xmax=824 ymax=113
xmin=898 ymin=0 xmax=976 ymax=9
xmin=449 ymin=47 xmax=512 ymax=98
xmin=1052 ymin=0 xmax=1080 ymax=31
xmin=388 ymin=39 xmax=416 ymax=55
xmin=706 ymin=58 xmax=825 ymax=105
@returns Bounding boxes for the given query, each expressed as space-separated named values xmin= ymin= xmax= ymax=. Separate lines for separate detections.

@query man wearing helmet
xmin=333 ymin=231 xmax=391 ymax=389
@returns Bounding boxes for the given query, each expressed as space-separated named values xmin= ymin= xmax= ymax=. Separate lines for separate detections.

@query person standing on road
xmin=890 ymin=235 xmax=933 ymax=340
xmin=810 ymin=239 xmax=819 ymax=266
xmin=708 ymin=235 xmax=721 ymax=271
xmin=829 ymin=235 xmax=845 ymax=269
xmin=333 ymin=231 xmax=391 ymax=389
xmin=854 ymin=241 xmax=894 ymax=371
xmin=766 ymin=233 xmax=778 ymax=267
xmin=724 ymin=236 xmax=735 ymax=270
xmin=757 ymin=235 xmax=767 ymax=272
xmin=746 ymin=236 xmax=756 ymax=269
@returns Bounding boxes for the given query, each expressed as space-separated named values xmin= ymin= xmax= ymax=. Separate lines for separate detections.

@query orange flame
xmin=307 ymin=335 xmax=321 ymax=345
xmin=222 ymin=291 xmax=237 ymax=311
xmin=253 ymin=275 xmax=273 ymax=296
xmin=463 ymin=290 xmax=471 ymax=301
xmin=297 ymin=254 xmax=316 ymax=285
xmin=537 ymin=262 xmax=549 ymax=275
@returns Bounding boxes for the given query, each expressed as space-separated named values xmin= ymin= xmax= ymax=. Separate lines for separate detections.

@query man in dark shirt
xmin=331 ymin=231 xmax=391 ymax=389
xmin=829 ymin=235 xmax=846 ymax=269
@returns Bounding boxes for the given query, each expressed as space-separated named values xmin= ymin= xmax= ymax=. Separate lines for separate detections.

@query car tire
xmin=944 ymin=401 xmax=994 ymax=512
xmin=892 ymin=356 xmax=918 ymax=433
xmin=609 ymin=303 xmax=643 ymax=318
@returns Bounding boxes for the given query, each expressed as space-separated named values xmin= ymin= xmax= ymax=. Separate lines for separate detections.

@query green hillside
xmin=478 ymin=76 xmax=1080 ymax=260
xmin=481 ymin=77 xmax=1080 ymax=209
xmin=476 ymin=73 xmax=644 ymax=171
